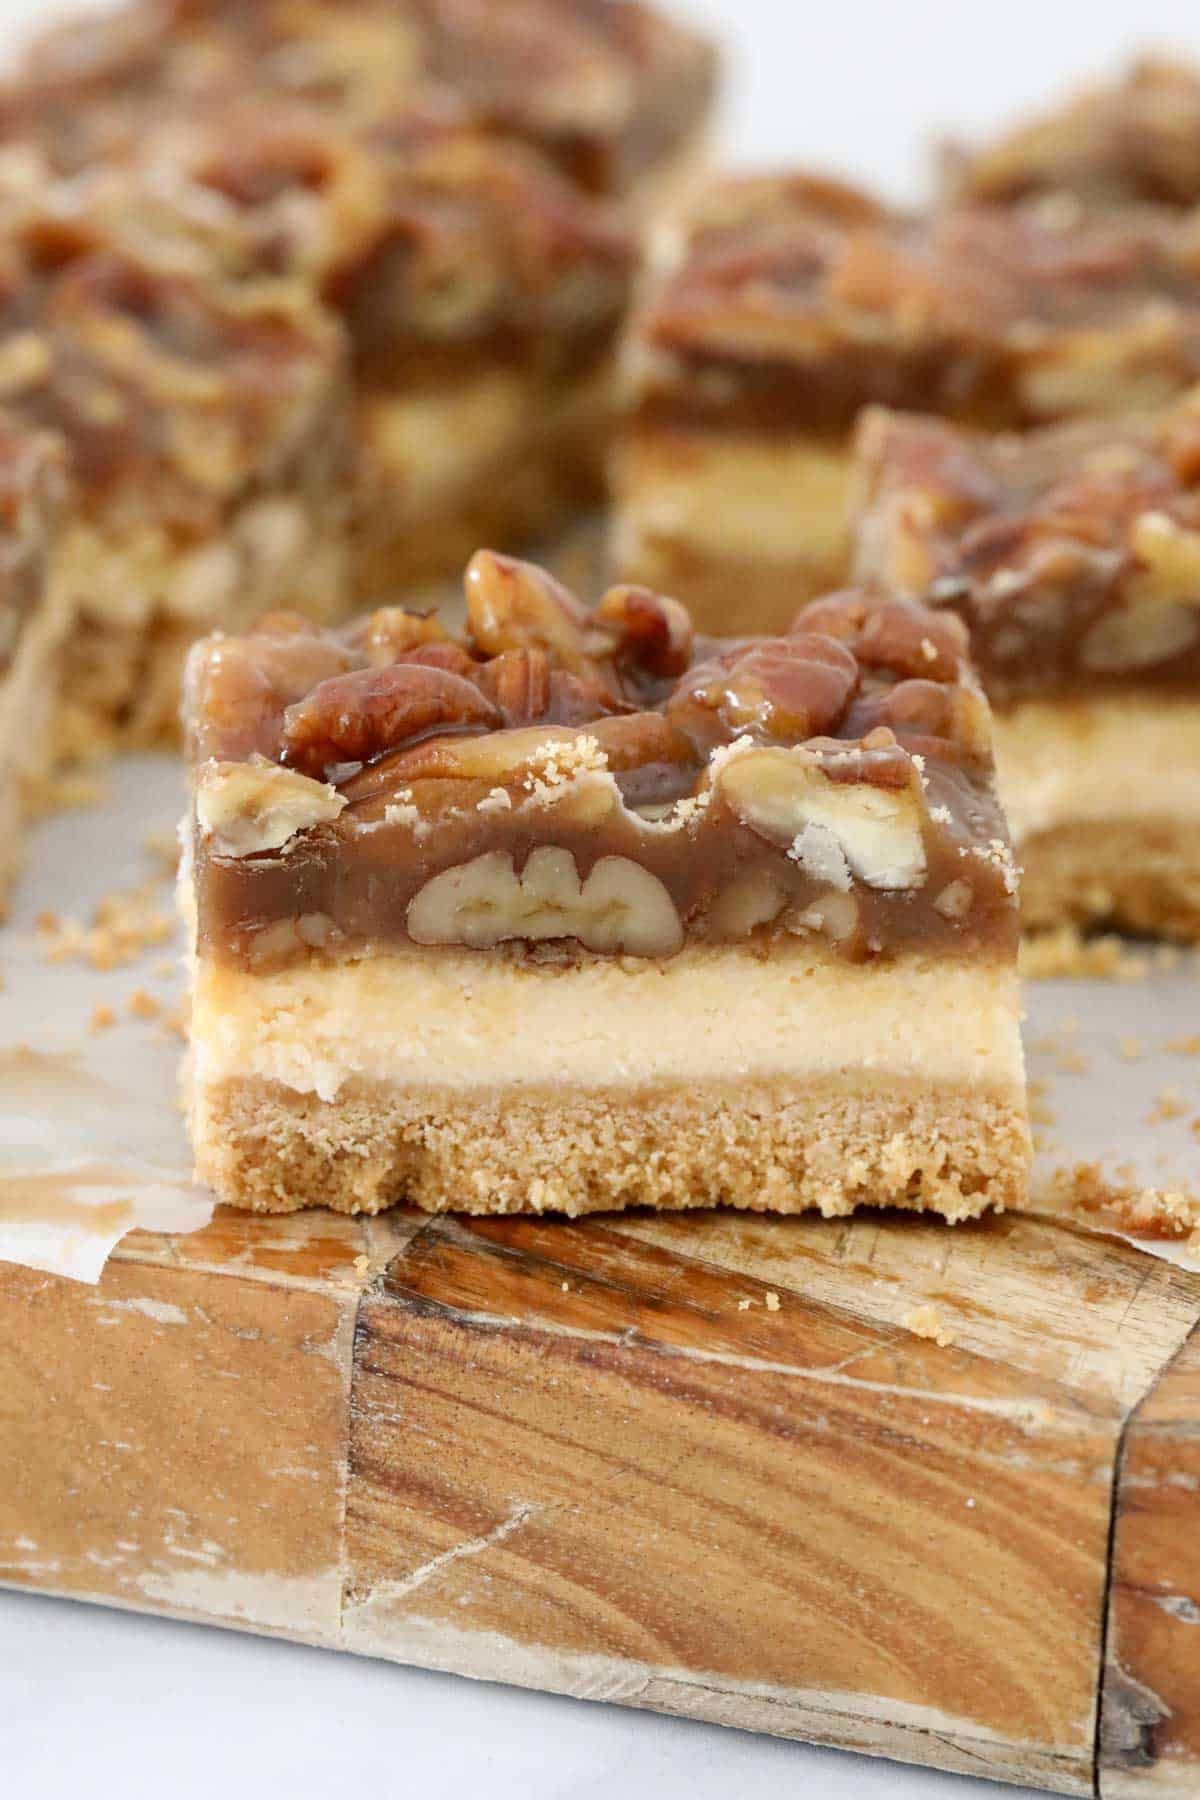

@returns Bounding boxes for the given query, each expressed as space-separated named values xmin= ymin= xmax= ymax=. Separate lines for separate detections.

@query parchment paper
xmin=2 ymin=752 xmax=1197 ymax=1282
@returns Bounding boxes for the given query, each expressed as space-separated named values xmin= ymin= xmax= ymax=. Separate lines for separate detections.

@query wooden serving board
xmin=3 ymin=1203 xmax=1200 ymax=1795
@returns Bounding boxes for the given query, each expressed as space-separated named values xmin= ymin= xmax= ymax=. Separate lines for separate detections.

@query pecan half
xmin=279 ymin=663 xmax=501 ymax=776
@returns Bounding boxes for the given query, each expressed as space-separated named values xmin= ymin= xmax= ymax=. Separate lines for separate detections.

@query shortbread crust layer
xmin=193 ymin=1069 xmax=1030 ymax=1222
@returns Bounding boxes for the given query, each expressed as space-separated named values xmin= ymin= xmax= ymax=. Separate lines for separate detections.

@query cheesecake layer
xmin=353 ymin=362 xmax=614 ymax=598
xmin=612 ymin=430 xmax=852 ymax=632
xmin=994 ymin=694 xmax=1200 ymax=935
xmin=190 ymin=944 xmax=1026 ymax=1105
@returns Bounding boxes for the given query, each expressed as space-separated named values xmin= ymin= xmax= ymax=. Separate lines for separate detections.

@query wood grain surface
xmin=3 ymin=1204 xmax=1199 ymax=1795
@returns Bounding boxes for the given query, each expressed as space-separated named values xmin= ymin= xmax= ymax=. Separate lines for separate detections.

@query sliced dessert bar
xmin=182 ymin=552 xmax=1028 ymax=1220
xmin=0 ymin=155 xmax=351 ymax=746
xmin=4 ymin=0 xmax=717 ymax=213
xmin=127 ymin=98 xmax=634 ymax=597
xmin=0 ymin=412 xmax=69 ymax=910
xmin=946 ymin=56 xmax=1200 ymax=210
xmin=852 ymin=392 xmax=1200 ymax=937
xmin=613 ymin=173 xmax=1200 ymax=635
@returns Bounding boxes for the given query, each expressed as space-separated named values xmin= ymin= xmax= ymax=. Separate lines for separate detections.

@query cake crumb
xmin=903 ymin=1304 xmax=955 ymax=1347
xmin=36 ymin=880 xmax=174 ymax=970
xmin=1019 ymin=927 xmax=1149 ymax=982
xmin=765 ymin=1291 xmax=781 ymax=1313
xmin=126 ymin=987 xmax=160 ymax=1020
xmin=1041 ymin=1162 xmax=1200 ymax=1239
xmin=1148 ymin=1087 xmax=1187 ymax=1124
xmin=89 ymin=1003 xmax=116 ymax=1033
xmin=736 ymin=1298 xmax=752 ymax=1312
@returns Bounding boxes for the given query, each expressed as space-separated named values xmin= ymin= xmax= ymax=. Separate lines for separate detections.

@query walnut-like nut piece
xmin=706 ymin=867 xmax=787 ymax=939
xmin=670 ymin=635 xmax=859 ymax=750
xmin=857 ymin=599 xmax=968 ymax=681
xmin=195 ymin=756 xmax=345 ymax=857
xmin=594 ymin=584 xmax=693 ymax=678
xmin=279 ymin=663 xmax=501 ymax=776
xmin=465 ymin=550 xmax=601 ymax=682
xmin=358 ymin=606 xmax=449 ymax=666
xmin=1081 ymin=600 xmax=1199 ymax=672
xmin=475 ymin=648 xmax=553 ymax=724
xmin=407 ymin=848 xmax=684 ymax=957
xmin=717 ymin=745 xmax=928 ymax=891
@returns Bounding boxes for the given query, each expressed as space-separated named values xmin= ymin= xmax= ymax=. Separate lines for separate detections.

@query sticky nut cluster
xmin=192 ymin=558 xmax=997 ymax=959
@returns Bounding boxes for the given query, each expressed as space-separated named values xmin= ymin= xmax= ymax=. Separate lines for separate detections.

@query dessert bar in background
xmin=0 ymin=156 xmax=350 ymax=749
xmin=0 ymin=412 xmax=69 ymax=911
xmin=613 ymin=173 xmax=1200 ymax=635
xmin=3 ymin=0 xmax=717 ymax=216
xmin=182 ymin=554 xmax=1028 ymax=1220
xmin=129 ymin=97 xmax=636 ymax=600
xmin=946 ymin=56 xmax=1200 ymax=210
xmin=852 ymin=389 xmax=1200 ymax=939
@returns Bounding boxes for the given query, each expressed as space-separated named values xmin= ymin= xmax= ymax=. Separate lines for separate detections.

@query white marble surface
xmin=4 ymin=0 xmax=1200 ymax=1794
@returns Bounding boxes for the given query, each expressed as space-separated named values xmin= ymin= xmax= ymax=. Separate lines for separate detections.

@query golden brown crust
xmin=1019 ymin=820 xmax=1200 ymax=940
xmin=191 ymin=1070 xmax=1031 ymax=1222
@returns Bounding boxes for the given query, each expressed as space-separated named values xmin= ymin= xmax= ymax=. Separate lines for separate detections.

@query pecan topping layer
xmin=187 ymin=553 xmax=1018 ymax=968
xmin=630 ymin=173 xmax=1200 ymax=437
xmin=3 ymin=0 xmax=716 ymax=198
xmin=949 ymin=57 xmax=1200 ymax=211
xmin=852 ymin=389 xmax=1200 ymax=701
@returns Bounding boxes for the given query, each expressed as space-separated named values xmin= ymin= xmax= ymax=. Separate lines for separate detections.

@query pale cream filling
xmin=994 ymin=694 xmax=1200 ymax=844
xmin=358 ymin=362 xmax=614 ymax=512
xmin=191 ymin=945 xmax=1025 ymax=1106
xmin=612 ymin=432 xmax=853 ymax=565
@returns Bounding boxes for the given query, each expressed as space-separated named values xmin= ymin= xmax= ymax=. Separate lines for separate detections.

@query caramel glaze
xmin=853 ymin=399 xmax=1200 ymax=703
xmin=189 ymin=556 xmax=1019 ymax=971
xmin=634 ymin=177 xmax=1200 ymax=437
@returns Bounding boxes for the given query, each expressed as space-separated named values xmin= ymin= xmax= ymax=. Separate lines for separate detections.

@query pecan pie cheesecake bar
xmin=0 ymin=158 xmax=350 ymax=745
xmin=5 ymin=0 xmax=717 ymax=214
xmin=947 ymin=56 xmax=1200 ymax=210
xmin=181 ymin=553 xmax=1028 ymax=1220
xmin=613 ymin=173 xmax=1200 ymax=636
xmin=852 ymin=392 xmax=1200 ymax=937
xmin=128 ymin=98 xmax=634 ymax=597
xmin=0 ymin=412 xmax=69 ymax=910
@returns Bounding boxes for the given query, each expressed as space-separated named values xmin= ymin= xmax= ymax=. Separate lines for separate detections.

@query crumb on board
xmin=1028 ymin=1077 xmax=1056 ymax=1127
xmin=1019 ymin=928 xmax=1150 ymax=982
xmin=126 ymin=987 xmax=160 ymax=1020
xmin=1119 ymin=1037 xmax=1144 ymax=1062
xmin=1040 ymin=1162 xmax=1200 ymax=1239
xmin=88 ymin=1003 xmax=116 ymax=1033
xmin=902 ymin=1305 xmax=956 ymax=1347
xmin=1166 ymin=1034 xmax=1200 ymax=1056
xmin=25 ymin=769 xmax=110 ymax=819
xmin=36 ymin=880 xmax=175 ymax=970
xmin=1056 ymin=1049 xmax=1091 ymax=1075
xmin=141 ymin=829 xmax=179 ymax=872
xmin=1147 ymin=1087 xmax=1188 ymax=1125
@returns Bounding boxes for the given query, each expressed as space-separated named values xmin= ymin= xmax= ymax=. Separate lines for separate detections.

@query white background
xmin=4 ymin=1 xmax=1200 ymax=1796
